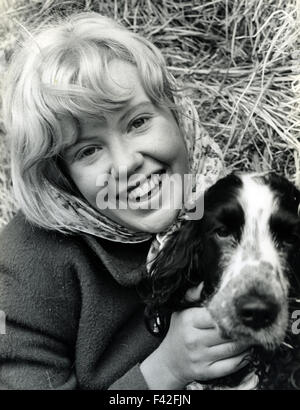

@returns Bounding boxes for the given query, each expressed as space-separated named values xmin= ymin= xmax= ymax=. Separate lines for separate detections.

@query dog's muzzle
xmin=207 ymin=261 xmax=289 ymax=350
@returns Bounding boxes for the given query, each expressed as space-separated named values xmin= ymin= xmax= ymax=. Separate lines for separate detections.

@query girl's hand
xmin=140 ymin=284 xmax=252 ymax=390
xmin=156 ymin=308 xmax=250 ymax=386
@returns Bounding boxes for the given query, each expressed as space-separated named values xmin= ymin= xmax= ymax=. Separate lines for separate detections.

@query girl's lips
xmin=128 ymin=176 xmax=163 ymax=206
xmin=128 ymin=172 xmax=164 ymax=201
xmin=116 ymin=170 xmax=166 ymax=200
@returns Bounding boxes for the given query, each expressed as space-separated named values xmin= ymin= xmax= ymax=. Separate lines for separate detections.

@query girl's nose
xmin=110 ymin=143 xmax=144 ymax=178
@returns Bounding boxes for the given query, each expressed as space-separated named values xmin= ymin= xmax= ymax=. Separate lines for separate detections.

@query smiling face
xmin=61 ymin=60 xmax=189 ymax=233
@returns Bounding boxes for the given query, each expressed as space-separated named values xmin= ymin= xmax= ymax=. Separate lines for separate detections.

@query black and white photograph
xmin=0 ymin=0 xmax=299 ymax=393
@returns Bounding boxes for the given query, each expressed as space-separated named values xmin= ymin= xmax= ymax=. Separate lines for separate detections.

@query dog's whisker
xmin=281 ymin=341 xmax=294 ymax=350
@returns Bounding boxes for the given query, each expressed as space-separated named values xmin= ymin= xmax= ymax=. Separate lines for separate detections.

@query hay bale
xmin=0 ymin=0 xmax=299 ymax=228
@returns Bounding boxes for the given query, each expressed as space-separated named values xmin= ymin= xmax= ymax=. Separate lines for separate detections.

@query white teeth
xmin=128 ymin=173 xmax=163 ymax=200
xmin=152 ymin=174 xmax=159 ymax=185
xmin=140 ymin=181 xmax=151 ymax=196
xmin=149 ymin=178 xmax=156 ymax=191
xmin=136 ymin=183 xmax=148 ymax=197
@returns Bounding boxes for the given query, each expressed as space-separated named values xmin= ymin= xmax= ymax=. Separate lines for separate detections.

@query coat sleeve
xmin=108 ymin=364 xmax=149 ymax=390
xmin=0 ymin=215 xmax=80 ymax=390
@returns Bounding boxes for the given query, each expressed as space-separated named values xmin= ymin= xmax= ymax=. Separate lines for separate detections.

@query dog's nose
xmin=236 ymin=295 xmax=279 ymax=329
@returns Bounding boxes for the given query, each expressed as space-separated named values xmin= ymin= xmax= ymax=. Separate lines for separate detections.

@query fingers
xmin=208 ymin=351 xmax=252 ymax=379
xmin=209 ymin=371 xmax=258 ymax=390
xmin=234 ymin=372 xmax=259 ymax=390
xmin=180 ymin=308 xmax=252 ymax=353
xmin=209 ymin=341 xmax=249 ymax=360
xmin=190 ymin=327 xmax=230 ymax=347
xmin=189 ymin=307 xmax=251 ymax=347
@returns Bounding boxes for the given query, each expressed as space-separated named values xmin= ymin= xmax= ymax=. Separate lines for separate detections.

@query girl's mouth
xmin=127 ymin=170 xmax=166 ymax=202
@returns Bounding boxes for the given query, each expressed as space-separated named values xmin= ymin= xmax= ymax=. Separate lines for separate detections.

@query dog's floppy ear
xmin=140 ymin=219 xmax=206 ymax=335
xmin=149 ymin=220 xmax=204 ymax=308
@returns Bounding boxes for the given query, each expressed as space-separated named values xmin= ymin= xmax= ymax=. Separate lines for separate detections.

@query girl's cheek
xmin=68 ymin=164 xmax=101 ymax=198
xmin=150 ymin=121 xmax=185 ymax=159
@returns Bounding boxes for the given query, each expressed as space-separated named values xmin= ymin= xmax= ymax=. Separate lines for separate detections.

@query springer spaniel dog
xmin=142 ymin=173 xmax=300 ymax=389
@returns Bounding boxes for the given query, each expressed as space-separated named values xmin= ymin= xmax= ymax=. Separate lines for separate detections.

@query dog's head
xmin=145 ymin=173 xmax=300 ymax=351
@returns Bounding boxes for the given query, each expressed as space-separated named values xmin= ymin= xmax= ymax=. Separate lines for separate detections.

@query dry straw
xmin=0 ymin=0 xmax=299 ymax=228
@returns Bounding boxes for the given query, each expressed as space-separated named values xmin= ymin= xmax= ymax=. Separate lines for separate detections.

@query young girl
xmin=0 ymin=12 xmax=253 ymax=390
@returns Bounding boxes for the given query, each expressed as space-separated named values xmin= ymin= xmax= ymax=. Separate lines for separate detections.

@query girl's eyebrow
xmin=119 ymin=101 xmax=155 ymax=123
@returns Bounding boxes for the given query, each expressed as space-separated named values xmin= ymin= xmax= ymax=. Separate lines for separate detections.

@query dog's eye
xmin=215 ymin=226 xmax=232 ymax=238
xmin=272 ymin=228 xmax=299 ymax=247
xmin=282 ymin=233 xmax=299 ymax=246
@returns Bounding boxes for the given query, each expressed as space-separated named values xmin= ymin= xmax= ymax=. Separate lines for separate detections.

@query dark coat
xmin=0 ymin=211 xmax=161 ymax=389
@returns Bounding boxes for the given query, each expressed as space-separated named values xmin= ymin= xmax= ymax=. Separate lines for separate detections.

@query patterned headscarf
xmin=47 ymin=91 xmax=224 ymax=267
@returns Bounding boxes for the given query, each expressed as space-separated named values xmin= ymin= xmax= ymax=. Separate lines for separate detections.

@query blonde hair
xmin=3 ymin=12 xmax=178 ymax=232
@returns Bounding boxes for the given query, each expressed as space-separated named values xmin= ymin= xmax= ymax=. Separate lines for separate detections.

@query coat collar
xmin=82 ymin=233 xmax=152 ymax=287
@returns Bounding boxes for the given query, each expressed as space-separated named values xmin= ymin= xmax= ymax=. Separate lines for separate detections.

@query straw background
xmin=0 ymin=0 xmax=300 ymax=229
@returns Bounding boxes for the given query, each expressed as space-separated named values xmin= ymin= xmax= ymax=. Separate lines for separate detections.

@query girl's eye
xmin=129 ymin=116 xmax=150 ymax=131
xmin=76 ymin=146 xmax=102 ymax=160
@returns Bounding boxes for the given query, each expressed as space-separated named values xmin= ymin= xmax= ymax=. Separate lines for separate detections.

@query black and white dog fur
xmin=143 ymin=173 xmax=300 ymax=389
